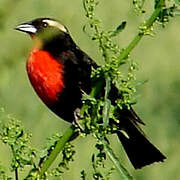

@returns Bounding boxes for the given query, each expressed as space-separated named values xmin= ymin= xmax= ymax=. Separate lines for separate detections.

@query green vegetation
xmin=0 ymin=0 xmax=180 ymax=179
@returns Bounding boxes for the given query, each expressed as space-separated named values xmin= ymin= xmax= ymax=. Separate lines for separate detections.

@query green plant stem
xmin=90 ymin=1 xmax=164 ymax=97
xmin=117 ymin=0 xmax=164 ymax=66
xmin=11 ymin=145 xmax=19 ymax=180
xmin=102 ymin=139 xmax=133 ymax=180
xmin=102 ymin=74 xmax=111 ymax=126
xmin=38 ymin=125 xmax=76 ymax=178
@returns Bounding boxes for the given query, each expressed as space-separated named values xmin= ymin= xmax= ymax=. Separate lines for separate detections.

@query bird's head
xmin=15 ymin=18 xmax=69 ymax=46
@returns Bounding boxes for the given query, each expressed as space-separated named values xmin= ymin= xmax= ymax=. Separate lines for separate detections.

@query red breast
xmin=26 ymin=49 xmax=65 ymax=106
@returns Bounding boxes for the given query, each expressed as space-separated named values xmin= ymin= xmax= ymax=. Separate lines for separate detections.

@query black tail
xmin=116 ymin=108 xmax=166 ymax=169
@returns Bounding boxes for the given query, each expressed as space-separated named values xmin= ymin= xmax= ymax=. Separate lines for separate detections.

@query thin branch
xmin=102 ymin=139 xmax=133 ymax=180
xmin=117 ymin=0 xmax=164 ymax=66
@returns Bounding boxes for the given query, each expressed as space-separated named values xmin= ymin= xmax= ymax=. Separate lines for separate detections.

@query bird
xmin=15 ymin=17 xmax=166 ymax=169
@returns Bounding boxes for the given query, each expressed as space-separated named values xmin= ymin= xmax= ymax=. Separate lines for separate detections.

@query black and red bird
xmin=15 ymin=17 xmax=166 ymax=169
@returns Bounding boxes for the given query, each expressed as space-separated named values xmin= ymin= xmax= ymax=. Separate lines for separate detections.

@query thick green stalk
xmin=38 ymin=125 xmax=76 ymax=178
xmin=91 ymin=1 xmax=164 ymax=96
xmin=117 ymin=0 xmax=164 ymax=66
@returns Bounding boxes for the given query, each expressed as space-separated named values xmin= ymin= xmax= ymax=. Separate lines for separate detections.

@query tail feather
xmin=116 ymin=109 xmax=166 ymax=169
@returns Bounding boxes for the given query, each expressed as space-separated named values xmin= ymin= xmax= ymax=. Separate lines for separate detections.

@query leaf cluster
xmin=0 ymin=110 xmax=76 ymax=180
xmin=0 ymin=108 xmax=36 ymax=179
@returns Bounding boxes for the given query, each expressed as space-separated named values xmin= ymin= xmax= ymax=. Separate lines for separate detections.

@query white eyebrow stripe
xmin=42 ymin=19 xmax=67 ymax=33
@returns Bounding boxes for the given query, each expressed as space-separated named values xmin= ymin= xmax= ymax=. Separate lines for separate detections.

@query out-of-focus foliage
xmin=0 ymin=0 xmax=180 ymax=179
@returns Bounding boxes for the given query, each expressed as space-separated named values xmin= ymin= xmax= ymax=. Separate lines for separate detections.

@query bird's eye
xmin=43 ymin=22 xmax=48 ymax=28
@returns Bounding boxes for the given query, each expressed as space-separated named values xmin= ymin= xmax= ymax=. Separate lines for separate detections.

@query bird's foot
xmin=73 ymin=108 xmax=84 ymax=132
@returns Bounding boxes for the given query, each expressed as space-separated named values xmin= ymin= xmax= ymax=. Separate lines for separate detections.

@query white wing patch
xmin=42 ymin=19 xmax=67 ymax=33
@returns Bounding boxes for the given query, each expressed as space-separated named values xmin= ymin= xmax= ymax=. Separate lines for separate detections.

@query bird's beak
xmin=14 ymin=23 xmax=37 ymax=34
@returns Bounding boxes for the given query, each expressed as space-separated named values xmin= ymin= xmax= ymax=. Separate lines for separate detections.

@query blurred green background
xmin=0 ymin=0 xmax=180 ymax=179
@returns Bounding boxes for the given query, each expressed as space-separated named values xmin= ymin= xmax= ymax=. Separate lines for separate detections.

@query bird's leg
xmin=73 ymin=108 xmax=84 ymax=132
